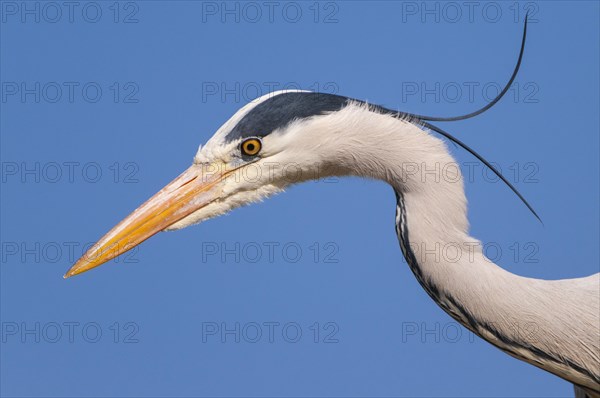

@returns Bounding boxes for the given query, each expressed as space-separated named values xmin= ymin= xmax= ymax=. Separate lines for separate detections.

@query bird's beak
xmin=64 ymin=163 xmax=232 ymax=278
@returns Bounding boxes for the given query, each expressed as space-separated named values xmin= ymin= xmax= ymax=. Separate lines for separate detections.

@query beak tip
xmin=61 ymin=164 xmax=220 ymax=279
xmin=63 ymin=269 xmax=75 ymax=279
xmin=64 ymin=261 xmax=85 ymax=279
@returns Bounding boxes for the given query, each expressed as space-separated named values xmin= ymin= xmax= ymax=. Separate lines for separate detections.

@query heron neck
xmin=303 ymin=104 xmax=597 ymax=389
xmin=348 ymin=115 xmax=600 ymax=392
xmin=324 ymin=108 xmax=540 ymax=333
xmin=394 ymin=186 xmax=599 ymax=392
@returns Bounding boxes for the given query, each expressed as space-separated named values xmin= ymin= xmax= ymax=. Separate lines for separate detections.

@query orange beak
xmin=64 ymin=163 xmax=232 ymax=278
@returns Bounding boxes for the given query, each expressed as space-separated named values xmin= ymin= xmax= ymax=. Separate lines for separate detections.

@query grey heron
xmin=65 ymin=17 xmax=600 ymax=397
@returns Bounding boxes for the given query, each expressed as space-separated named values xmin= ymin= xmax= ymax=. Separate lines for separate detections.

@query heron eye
xmin=241 ymin=138 xmax=262 ymax=156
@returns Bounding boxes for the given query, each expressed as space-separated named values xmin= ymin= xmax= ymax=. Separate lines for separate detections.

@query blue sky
xmin=1 ymin=1 xmax=598 ymax=397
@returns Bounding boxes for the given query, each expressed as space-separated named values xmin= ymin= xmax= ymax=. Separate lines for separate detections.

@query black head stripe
xmin=226 ymin=92 xmax=350 ymax=142
xmin=224 ymin=90 xmax=539 ymax=221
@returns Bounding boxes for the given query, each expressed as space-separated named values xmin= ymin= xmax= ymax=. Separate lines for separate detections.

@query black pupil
xmin=246 ymin=143 xmax=255 ymax=151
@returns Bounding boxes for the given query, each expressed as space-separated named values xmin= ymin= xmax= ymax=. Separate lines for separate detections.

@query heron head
xmin=65 ymin=90 xmax=353 ymax=277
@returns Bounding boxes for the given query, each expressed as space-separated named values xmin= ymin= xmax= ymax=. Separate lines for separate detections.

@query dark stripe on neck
xmin=394 ymin=190 xmax=443 ymax=307
xmin=393 ymin=189 xmax=599 ymax=386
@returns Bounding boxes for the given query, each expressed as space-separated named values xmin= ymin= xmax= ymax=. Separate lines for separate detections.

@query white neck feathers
xmin=298 ymin=103 xmax=599 ymax=392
